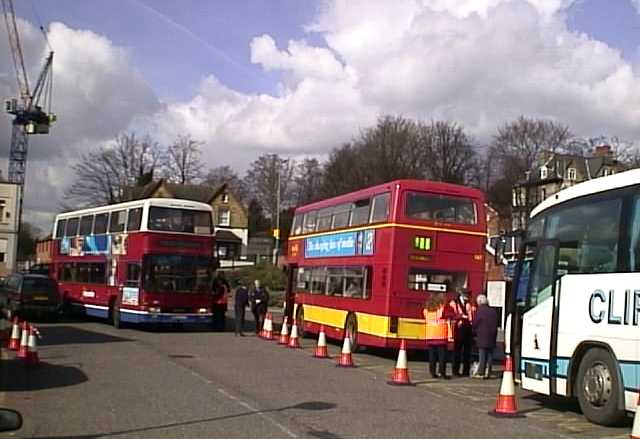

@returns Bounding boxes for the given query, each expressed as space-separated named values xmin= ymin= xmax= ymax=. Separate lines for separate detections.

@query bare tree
xmin=164 ymin=135 xmax=204 ymax=184
xmin=204 ymin=165 xmax=248 ymax=201
xmin=244 ymin=154 xmax=296 ymax=226
xmin=294 ymin=158 xmax=323 ymax=205
xmin=64 ymin=132 xmax=161 ymax=207
xmin=420 ymin=121 xmax=477 ymax=184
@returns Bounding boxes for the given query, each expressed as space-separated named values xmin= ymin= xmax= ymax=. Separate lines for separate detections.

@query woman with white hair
xmin=472 ymin=294 xmax=498 ymax=379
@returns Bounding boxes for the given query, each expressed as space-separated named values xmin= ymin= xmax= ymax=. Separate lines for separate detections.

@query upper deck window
xmin=94 ymin=213 xmax=109 ymax=234
xmin=291 ymin=214 xmax=303 ymax=235
xmin=370 ymin=193 xmax=390 ymax=223
xmin=332 ymin=203 xmax=351 ymax=229
xmin=109 ymin=210 xmax=126 ymax=233
xmin=55 ymin=219 xmax=67 ymax=238
xmin=79 ymin=215 xmax=93 ymax=236
xmin=316 ymin=207 xmax=333 ymax=232
xmin=350 ymin=199 xmax=371 ymax=226
xmin=303 ymin=210 xmax=317 ymax=234
xmin=405 ymin=192 xmax=476 ymax=225
xmin=148 ymin=207 xmax=212 ymax=234
xmin=127 ymin=207 xmax=143 ymax=231
xmin=65 ymin=218 xmax=79 ymax=237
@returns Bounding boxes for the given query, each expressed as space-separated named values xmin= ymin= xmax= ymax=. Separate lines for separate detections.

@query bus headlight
xmin=197 ymin=308 xmax=209 ymax=314
xmin=148 ymin=307 xmax=161 ymax=313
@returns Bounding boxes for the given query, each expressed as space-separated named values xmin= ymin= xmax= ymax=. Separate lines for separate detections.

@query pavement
xmin=0 ymin=313 xmax=634 ymax=439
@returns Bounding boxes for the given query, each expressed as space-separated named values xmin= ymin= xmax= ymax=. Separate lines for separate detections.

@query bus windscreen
xmin=405 ymin=192 xmax=476 ymax=224
xmin=148 ymin=207 xmax=212 ymax=234
xmin=143 ymin=255 xmax=212 ymax=293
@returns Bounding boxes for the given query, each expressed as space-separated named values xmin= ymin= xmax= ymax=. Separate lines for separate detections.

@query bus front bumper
xmin=119 ymin=309 xmax=213 ymax=324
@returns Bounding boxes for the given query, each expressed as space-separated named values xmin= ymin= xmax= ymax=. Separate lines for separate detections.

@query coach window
xmin=303 ymin=210 xmax=318 ymax=233
xmin=109 ymin=210 xmax=126 ymax=233
xmin=94 ymin=213 xmax=109 ymax=234
xmin=350 ymin=199 xmax=371 ymax=226
xmin=310 ymin=267 xmax=327 ymax=294
xmin=370 ymin=193 xmax=390 ymax=223
xmin=65 ymin=217 xmax=79 ymax=237
xmin=546 ymin=197 xmax=621 ymax=274
xmin=127 ymin=207 xmax=143 ymax=231
xmin=55 ymin=219 xmax=67 ymax=238
xmin=332 ymin=203 xmax=352 ymax=229
xmin=291 ymin=214 xmax=303 ymax=235
xmin=294 ymin=267 xmax=310 ymax=292
xmin=79 ymin=215 xmax=94 ymax=236
xmin=316 ymin=207 xmax=333 ymax=232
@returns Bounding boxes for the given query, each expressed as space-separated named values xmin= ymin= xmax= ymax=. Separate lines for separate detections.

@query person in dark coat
xmin=472 ymin=294 xmax=498 ymax=379
xmin=234 ymin=280 xmax=249 ymax=336
xmin=249 ymin=280 xmax=269 ymax=334
xmin=211 ymin=271 xmax=230 ymax=332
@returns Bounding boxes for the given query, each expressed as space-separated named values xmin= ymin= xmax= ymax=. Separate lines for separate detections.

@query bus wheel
xmin=110 ymin=299 xmax=122 ymax=329
xmin=576 ymin=348 xmax=626 ymax=426
xmin=295 ymin=306 xmax=306 ymax=338
xmin=344 ymin=314 xmax=359 ymax=353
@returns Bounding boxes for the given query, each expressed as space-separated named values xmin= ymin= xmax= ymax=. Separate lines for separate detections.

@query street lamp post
xmin=273 ymin=168 xmax=281 ymax=265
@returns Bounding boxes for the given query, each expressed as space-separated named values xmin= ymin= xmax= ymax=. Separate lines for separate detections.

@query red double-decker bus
xmin=286 ymin=180 xmax=487 ymax=350
xmin=50 ymin=198 xmax=216 ymax=327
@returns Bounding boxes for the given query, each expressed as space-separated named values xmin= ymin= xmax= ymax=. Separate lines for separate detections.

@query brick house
xmin=511 ymin=145 xmax=626 ymax=231
xmin=124 ymin=179 xmax=249 ymax=261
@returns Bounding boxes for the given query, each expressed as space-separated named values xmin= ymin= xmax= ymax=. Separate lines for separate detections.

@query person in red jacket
xmin=451 ymin=289 xmax=475 ymax=376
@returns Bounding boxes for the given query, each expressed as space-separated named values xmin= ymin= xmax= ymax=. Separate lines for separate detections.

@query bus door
xmin=520 ymin=240 xmax=561 ymax=395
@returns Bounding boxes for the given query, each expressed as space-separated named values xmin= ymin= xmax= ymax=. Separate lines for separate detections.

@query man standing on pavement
xmin=249 ymin=279 xmax=269 ymax=334
xmin=451 ymin=289 xmax=475 ymax=377
xmin=212 ymin=271 xmax=230 ymax=332
xmin=472 ymin=294 xmax=498 ymax=379
xmin=234 ymin=279 xmax=249 ymax=336
xmin=424 ymin=294 xmax=454 ymax=379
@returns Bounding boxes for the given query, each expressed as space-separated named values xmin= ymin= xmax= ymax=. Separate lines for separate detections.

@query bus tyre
xmin=295 ymin=306 xmax=306 ymax=339
xmin=344 ymin=314 xmax=359 ymax=353
xmin=576 ymin=348 xmax=626 ymax=426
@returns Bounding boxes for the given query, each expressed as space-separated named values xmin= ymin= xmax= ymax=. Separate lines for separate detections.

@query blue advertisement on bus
xmin=305 ymin=230 xmax=375 ymax=258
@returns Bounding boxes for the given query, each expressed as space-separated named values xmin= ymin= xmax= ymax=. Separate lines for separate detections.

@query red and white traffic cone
xmin=288 ymin=320 xmax=301 ymax=349
xmin=8 ymin=317 xmax=20 ymax=351
xmin=631 ymin=392 xmax=640 ymax=439
xmin=336 ymin=334 xmax=355 ymax=367
xmin=388 ymin=339 xmax=412 ymax=385
xmin=313 ymin=325 xmax=329 ymax=359
xmin=17 ymin=322 xmax=30 ymax=360
xmin=489 ymin=355 xmax=522 ymax=417
xmin=27 ymin=326 xmax=41 ymax=367
xmin=278 ymin=316 xmax=289 ymax=345
xmin=262 ymin=313 xmax=274 ymax=340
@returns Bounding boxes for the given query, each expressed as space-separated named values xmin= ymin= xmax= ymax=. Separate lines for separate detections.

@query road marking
xmin=217 ymin=388 xmax=298 ymax=439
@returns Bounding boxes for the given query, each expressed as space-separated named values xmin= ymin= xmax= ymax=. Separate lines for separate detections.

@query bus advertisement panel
xmin=50 ymin=198 xmax=216 ymax=327
xmin=286 ymin=179 xmax=487 ymax=351
xmin=505 ymin=169 xmax=640 ymax=426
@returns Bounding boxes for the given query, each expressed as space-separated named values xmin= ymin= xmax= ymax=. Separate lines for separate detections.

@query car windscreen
xmin=143 ymin=254 xmax=213 ymax=293
xmin=147 ymin=207 xmax=212 ymax=234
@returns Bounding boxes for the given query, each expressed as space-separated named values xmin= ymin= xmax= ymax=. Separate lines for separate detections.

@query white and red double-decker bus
xmin=50 ymin=198 xmax=216 ymax=327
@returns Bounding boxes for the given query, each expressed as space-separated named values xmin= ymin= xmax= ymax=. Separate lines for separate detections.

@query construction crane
xmin=2 ymin=0 xmax=55 ymax=185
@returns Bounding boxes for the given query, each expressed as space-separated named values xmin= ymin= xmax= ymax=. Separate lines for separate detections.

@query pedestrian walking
xmin=249 ymin=279 xmax=269 ymax=334
xmin=472 ymin=294 xmax=498 ymax=379
xmin=423 ymin=294 xmax=454 ymax=379
xmin=451 ymin=288 xmax=475 ymax=376
xmin=234 ymin=280 xmax=249 ymax=336
xmin=212 ymin=271 xmax=230 ymax=332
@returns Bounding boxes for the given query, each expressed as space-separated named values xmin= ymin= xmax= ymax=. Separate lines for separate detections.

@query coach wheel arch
xmin=344 ymin=313 xmax=359 ymax=353
xmin=573 ymin=345 xmax=626 ymax=426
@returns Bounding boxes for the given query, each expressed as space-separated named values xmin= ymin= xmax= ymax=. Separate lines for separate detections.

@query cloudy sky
xmin=2 ymin=0 xmax=640 ymax=232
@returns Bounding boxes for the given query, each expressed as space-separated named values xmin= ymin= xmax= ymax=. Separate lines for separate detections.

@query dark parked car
xmin=25 ymin=263 xmax=52 ymax=276
xmin=1 ymin=273 xmax=59 ymax=318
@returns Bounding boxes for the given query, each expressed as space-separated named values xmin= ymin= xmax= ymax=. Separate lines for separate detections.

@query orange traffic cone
xmin=8 ymin=317 xmax=20 ymax=351
xmin=388 ymin=339 xmax=413 ymax=385
xmin=262 ymin=313 xmax=274 ymax=340
xmin=336 ymin=334 xmax=355 ymax=367
xmin=17 ymin=322 xmax=30 ymax=360
xmin=278 ymin=316 xmax=289 ymax=345
xmin=27 ymin=325 xmax=41 ymax=367
xmin=288 ymin=320 xmax=301 ymax=349
xmin=631 ymin=392 xmax=640 ymax=439
xmin=313 ymin=325 xmax=329 ymax=359
xmin=489 ymin=355 xmax=523 ymax=417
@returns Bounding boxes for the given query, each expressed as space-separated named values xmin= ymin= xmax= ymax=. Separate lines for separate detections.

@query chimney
xmin=594 ymin=144 xmax=613 ymax=158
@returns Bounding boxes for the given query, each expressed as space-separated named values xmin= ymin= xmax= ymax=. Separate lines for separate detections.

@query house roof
xmin=124 ymin=179 xmax=226 ymax=204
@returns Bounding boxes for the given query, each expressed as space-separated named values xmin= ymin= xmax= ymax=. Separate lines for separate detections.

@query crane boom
xmin=1 ymin=0 xmax=30 ymax=104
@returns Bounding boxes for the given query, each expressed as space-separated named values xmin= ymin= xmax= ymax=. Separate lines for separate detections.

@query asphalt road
xmin=1 ymin=314 xmax=634 ymax=439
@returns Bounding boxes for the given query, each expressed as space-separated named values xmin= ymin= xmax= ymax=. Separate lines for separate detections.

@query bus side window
xmin=127 ymin=208 xmax=143 ymax=232
xmin=370 ymin=193 xmax=390 ymax=223
xmin=109 ymin=210 xmax=126 ymax=233
xmin=55 ymin=219 xmax=67 ymax=238
xmin=629 ymin=195 xmax=640 ymax=271
xmin=126 ymin=263 xmax=141 ymax=287
xmin=350 ymin=199 xmax=371 ymax=226
xmin=303 ymin=211 xmax=318 ymax=234
xmin=94 ymin=213 xmax=109 ymax=234
xmin=65 ymin=217 xmax=79 ymax=237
